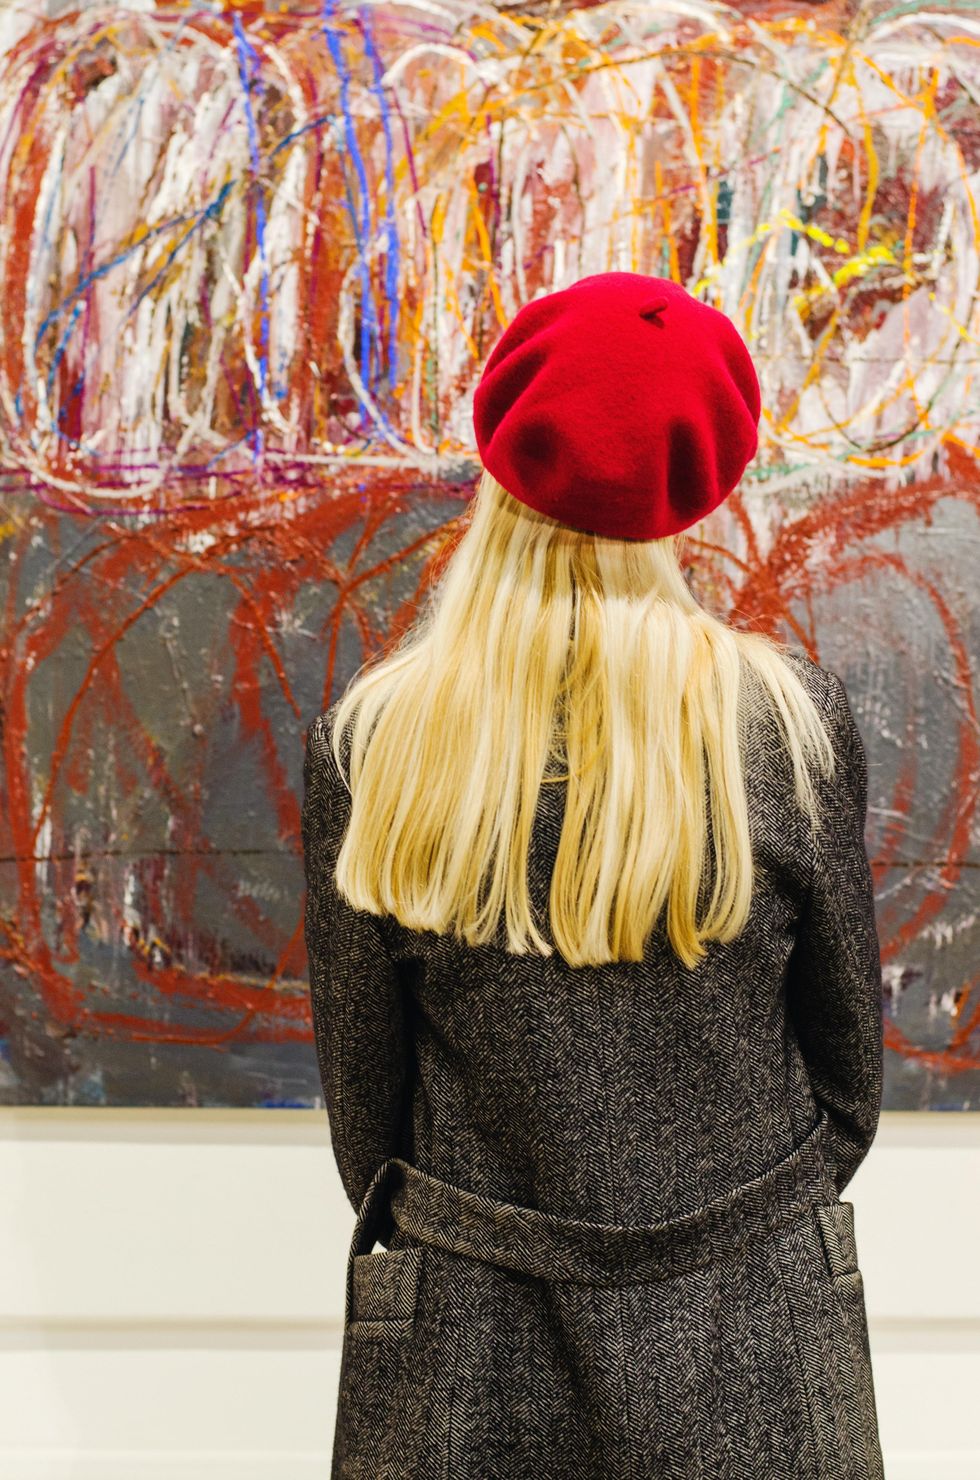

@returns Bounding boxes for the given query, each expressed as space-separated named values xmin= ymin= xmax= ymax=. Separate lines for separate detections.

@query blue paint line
xmin=233 ymin=11 xmax=269 ymax=463
xmin=130 ymin=181 xmax=237 ymax=313
xmin=359 ymin=9 xmax=400 ymax=383
xmin=320 ymin=0 xmax=396 ymax=437
xmin=271 ymin=110 xmax=344 ymax=158
xmin=320 ymin=0 xmax=374 ymax=388
xmin=203 ymin=431 xmax=253 ymax=470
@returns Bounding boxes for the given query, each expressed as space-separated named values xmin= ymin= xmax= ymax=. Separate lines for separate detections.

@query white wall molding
xmin=0 ymin=1108 xmax=976 ymax=1476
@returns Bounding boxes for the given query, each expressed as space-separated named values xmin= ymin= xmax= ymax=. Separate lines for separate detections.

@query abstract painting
xmin=0 ymin=0 xmax=977 ymax=1106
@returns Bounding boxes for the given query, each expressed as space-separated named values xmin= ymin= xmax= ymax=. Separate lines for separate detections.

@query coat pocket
xmin=346 ymin=1246 xmax=424 ymax=1339
xmin=810 ymin=1201 xmax=885 ymax=1480
xmin=333 ymin=1247 xmax=427 ymax=1479
xmin=772 ymin=1199 xmax=886 ymax=1480
xmin=813 ymin=1201 xmax=859 ymax=1280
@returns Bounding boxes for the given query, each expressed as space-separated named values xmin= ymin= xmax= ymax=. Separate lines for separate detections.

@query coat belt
xmin=348 ymin=1109 xmax=838 ymax=1287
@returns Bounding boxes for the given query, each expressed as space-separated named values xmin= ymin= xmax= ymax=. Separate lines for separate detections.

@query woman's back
xmin=303 ymin=644 xmax=880 ymax=1230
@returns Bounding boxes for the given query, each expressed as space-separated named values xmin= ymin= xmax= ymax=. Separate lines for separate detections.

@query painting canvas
xmin=0 ymin=0 xmax=977 ymax=1107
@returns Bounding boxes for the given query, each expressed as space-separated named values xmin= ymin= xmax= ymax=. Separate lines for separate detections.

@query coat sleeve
xmin=301 ymin=709 xmax=413 ymax=1215
xmin=784 ymin=669 xmax=884 ymax=1196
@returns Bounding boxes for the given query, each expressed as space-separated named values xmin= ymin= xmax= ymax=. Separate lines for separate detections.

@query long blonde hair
xmin=326 ymin=469 xmax=836 ymax=969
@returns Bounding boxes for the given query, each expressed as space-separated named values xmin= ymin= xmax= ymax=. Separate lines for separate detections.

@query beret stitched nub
xmin=472 ymin=272 xmax=762 ymax=541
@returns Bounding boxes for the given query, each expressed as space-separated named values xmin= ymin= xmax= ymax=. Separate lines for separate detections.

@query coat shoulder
xmin=777 ymin=646 xmax=855 ymax=735
xmin=778 ymin=645 xmax=836 ymax=698
xmin=305 ymin=700 xmax=349 ymax=773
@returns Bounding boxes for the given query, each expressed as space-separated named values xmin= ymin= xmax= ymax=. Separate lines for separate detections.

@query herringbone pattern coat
xmin=301 ymin=647 xmax=886 ymax=1479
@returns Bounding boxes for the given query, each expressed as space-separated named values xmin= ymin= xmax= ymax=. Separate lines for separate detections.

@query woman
xmin=301 ymin=272 xmax=885 ymax=1479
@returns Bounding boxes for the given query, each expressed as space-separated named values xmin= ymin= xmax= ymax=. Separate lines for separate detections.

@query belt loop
xmin=351 ymin=1156 xmax=406 ymax=1257
xmin=343 ymin=1157 xmax=406 ymax=1328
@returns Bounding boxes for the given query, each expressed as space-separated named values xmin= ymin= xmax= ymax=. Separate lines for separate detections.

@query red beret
xmin=472 ymin=272 xmax=761 ymax=541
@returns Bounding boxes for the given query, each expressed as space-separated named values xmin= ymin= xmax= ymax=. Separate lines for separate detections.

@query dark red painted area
xmin=0 ymin=471 xmax=471 ymax=1087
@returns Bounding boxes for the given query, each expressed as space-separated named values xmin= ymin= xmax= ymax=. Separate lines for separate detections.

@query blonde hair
xmin=327 ymin=469 xmax=836 ymax=969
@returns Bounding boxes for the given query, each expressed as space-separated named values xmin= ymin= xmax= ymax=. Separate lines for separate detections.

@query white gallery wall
xmin=0 ymin=1108 xmax=977 ymax=1480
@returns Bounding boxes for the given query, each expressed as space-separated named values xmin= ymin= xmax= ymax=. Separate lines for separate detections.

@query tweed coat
xmin=301 ymin=646 xmax=886 ymax=1480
